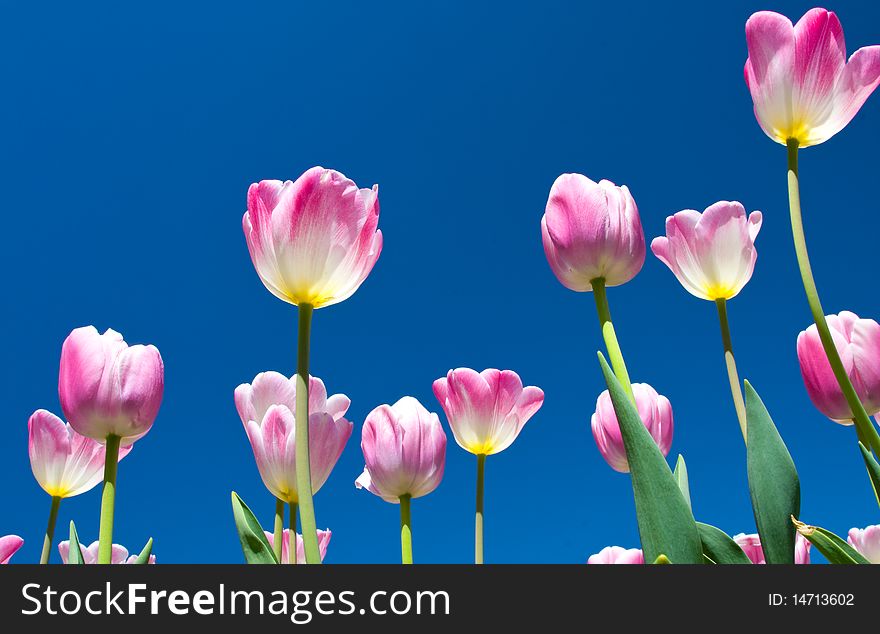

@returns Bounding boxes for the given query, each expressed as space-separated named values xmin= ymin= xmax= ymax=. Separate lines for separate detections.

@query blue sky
xmin=2 ymin=1 xmax=879 ymax=563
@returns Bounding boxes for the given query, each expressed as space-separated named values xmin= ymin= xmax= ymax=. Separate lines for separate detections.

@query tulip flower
xmin=733 ymin=533 xmax=811 ymax=565
xmin=651 ymin=201 xmax=763 ymax=440
xmin=58 ymin=326 xmax=163 ymax=564
xmin=591 ymin=383 xmax=673 ymax=473
xmin=235 ymin=372 xmax=351 ymax=563
xmin=797 ymin=312 xmax=880 ymax=423
xmin=433 ymin=368 xmax=543 ymax=564
xmin=0 ymin=536 xmax=23 ymax=564
xmin=264 ymin=529 xmax=331 ymax=564
xmin=28 ymin=409 xmax=132 ymax=563
xmin=587 ymin=546 xmax=644 ymax=564
xmin=847 ymin=525 xmax=880 ymax=563
xmin=356 ymin=397 xmax=447 ymax=563
xmin=59 ymin=541 xmax=156 ymax=564
xmin=745 ymin=9 xmax=880 ymax=463
xmin=242 ymin=167 xmax=382 ymax=563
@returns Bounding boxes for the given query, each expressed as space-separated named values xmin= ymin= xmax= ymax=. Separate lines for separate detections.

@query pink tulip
xmin=744 ymin=8 xmax=880 ymax=147
xmin=651 ymin=202 xmax=763 ymax=301
xmin=355 ymin=397 xmax=447 ymax=503
xmin=235 ymin=372 xmax=352 ymax=503
xmin=591 ymin=383 xmax=673 ymax=473
xmin=733 ymin=533 xmax=811 ymax=564
xmin=847 ymin=525 xmax=880 ymax=563
xmin=541 ymin=173 xmax=645 ymax=292
xmin=58 ymin=326 xmax=164 ymax=444
xmin=796 ymin=312 xmax=880 ymax=422
xmin=242 ymin=167 xmax=383 ymax=309
xmin=263 ymin=529 xmax=331 ymax=564
xmin=28 ymin=409 xmax=132 ymax=498
xmin=59 ymin=540 xmax=156 ymax=564
xmin=432 ymin=368 xmax=544 ymax=455
xmin=587 ymin=546 xmax=644 ymax=564
xmin=0 ymin=535 xmax=23 ymax=564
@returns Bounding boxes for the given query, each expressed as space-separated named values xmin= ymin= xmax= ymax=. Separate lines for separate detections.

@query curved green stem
xmin=273 ymin=498 xmax=284 ymax=564
xmin=400 ymin=494 xmax=413 ymax=564
xmin=289 ymin=502 xmax=298 ymax=565
xmin=715 ymin=299 xmax=748 ymax=442
xmin=591 ymin=278 xmax=635 ymax=403
xmin=294 ymin=303 xmax=321 ymax=564
xmin=39 ymin=496 xmax=61 ymax=564
xmin=787 ymin=140 xmax=880 ymax=459
xmin=97 ymin=434 xmax=121 ymax=564
xmin=475 ymin=454 xmax=485 ymax=564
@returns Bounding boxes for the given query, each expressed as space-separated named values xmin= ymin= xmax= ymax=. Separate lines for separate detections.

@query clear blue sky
xmin=2 ymin=1 xmax=879 ymax=563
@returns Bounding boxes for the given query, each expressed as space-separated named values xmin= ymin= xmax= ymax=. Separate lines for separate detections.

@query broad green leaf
xmin=745 ymin=381 xmax=799 ymax=564
xmin=697 ymin=522 xmax=752 ymax=564
xmin=68 ymin=521 xmax=84 ymax=565
xmin=653 ymin=554 xmax=671 ymax=564
xmin=133 ymin=538 xmax=153 ymax=564
xmin=231 ymin=491 xmax=278 ymax=564
xmin=792 ymin=518 xmax=869 ymax=564
xmin=597 ymin=353 xmax=703 ymax=564
xmin=858 ymin=442 xmax=880 ymax=508
xmin=673 ymin=454 xmax=691 ymax=511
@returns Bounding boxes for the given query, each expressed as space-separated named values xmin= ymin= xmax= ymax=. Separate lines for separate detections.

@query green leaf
xmin=745 ymin=381 xmax=800 ymax=564
xmin=67 ymin=521 xmax=84 ymax=565
xmin=792 ymin=518 xmax=869 ymax=564
xmin=653 ymin=554 xmax=671 ymax=564
xmin=133 ymin=538 xmax=153 ymax=564
xmin=231 ymin=491 xmax=278 ymax=564
xmin=697 ymin=522 xmax=752 ymax=564
xmin=858 ymin=442 xmax=880 ymax=508
xmin=673 ymin=454 xmax=691 ymax=511
xmin=597 ymin=353 xmax=703 ymax=564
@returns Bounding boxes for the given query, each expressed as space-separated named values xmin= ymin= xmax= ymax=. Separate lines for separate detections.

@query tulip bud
xmin=59 ymin=540 xmax=156 ymax=564
xmin=847 ymin=525 xmax=880 ymax=563
xmin=587 ymin=546 xmax=644 ymax=564
xmin=733 ymin=533 xmax=811 ymax=564
xmin=0 ymin=536 xmax=23 ymax=564
xmin=264 ymin=529 xmax=332 ymax=564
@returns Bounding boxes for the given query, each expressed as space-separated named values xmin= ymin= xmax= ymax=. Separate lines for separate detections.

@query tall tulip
xmin=587 ymin=546 xmax=644 ymax=564
xmin=356 ymin=397 xmax=446 ymax=564
xmin=651 ymin=201 xmax=763 ymax=440
xmin=264 ymin=529 xmax=332 ymax=564
xmin=0 ymin=536 xmax=23 ymax=564
xmin=733 ymin=533 xmax=811 ymax=564
xmin=243 ymin=167 xmax=382 ymax=563
xmin=59 ymin=540 xmax=156 ymax=564
xmin=433 ymin=368 xmax=544 ymax=563
xmin=58 ymin=326 xmax=163 ymax=564
xmin=847 ymin=525 xmax=880 ymax=564
xmin=745 ymin=8 xmax=880 ymax=460
xmin=29 ymin=409 xmax=132 ymax=563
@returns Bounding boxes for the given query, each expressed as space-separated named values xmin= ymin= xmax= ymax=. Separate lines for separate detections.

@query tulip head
xmin=29 ymin=409 xmax=132 ymax=498
xmin=847 ymin=525 xmax=880 ymax=563
xmin=58 ymin=326 xmax=164 ymax=444
xmin=744 ymin=8 xmax=880 ymax=147
xmin=242 ymin=167 xmax=383 ymax=309
xmin=0 ymin=535 xmax=24 ymax=564
xmin=796 ymin=311 xmax=880 ymax=423
xmin=432 ymin=368 xmax=544 ymax=456
xmin=591 ymin=383 xmax=673 ymax=473
xmin=59 ymin=540 xmax=156 ymax=564
xmin=541 ymin=173 xmax=645 ymax=292
xmin=264 ymin=529 xmax=331 ymax=564
xmin=587 ymin=546 xmax=644 ymax=564
xmin=733 ymin=533 xmax=811 ymax=564
xmin=651 ymin=202 xmax=763 ymax=301
xmin=356 ymin=397 xmax=447 ymax=503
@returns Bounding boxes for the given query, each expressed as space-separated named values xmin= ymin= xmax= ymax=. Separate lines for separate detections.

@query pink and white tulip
xmin=29 ymin=409 xmax=132 ymax=498
xmin=796 ymin=312 xmax=880 ymax=423
xmin=587 ymin=546 xmax=644 ymax=564
xmin=591 ymin=383 xmax=673 ymax=473
xmin=59 ymin=540 xmax=156 ymax=564
xmin=59 ymin=326 xmax=164 ymax=444
xmin=733 ymin=533 xmax=811 ymax=564
xmin=847 ymin=525 xmax=880 ymax=563
xmin=0 ymin=536 xmax=23 ymax=564
xmin=235 ymin=372 xmax=352 ymax=503
xmin=264 ymin=529 xmax=332 ymax=564
xmin=744 ymin=8 xmax=880 ymax=147
xmin=651 ymin=202 xmax=763 ymax=301
xmin=432 ymin=368 xmax=544 ymax=455
xmin=242 ymin=167 xmax=383 ymax=309
xmin=356 ymin=397 xmax=447 ymax=503
xmin=541 ymin=173 xmax=645 ymax=291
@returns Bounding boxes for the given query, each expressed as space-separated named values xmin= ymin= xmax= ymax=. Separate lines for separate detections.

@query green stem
xmin=715 ymin=299 xmax=748 ymax=442
xmin=400 ymin=494 xmax=413 ymax=564
xmin=294 ymin=303 xmax=321 ymax=564
xmin=591 ymin=278 xmax=635 ymax=403
xmin=786 ymin=140 xmax=880 ymax=458
xmin=289 ymin=502 xmax=297 ymax=565
xmin=273 ymin=498 xmax=284 ymax=564
xmin=475 ymin=454 xmax=485 ymax=564
xmin=97 ymin=434 xmax=121 ymax=564
xmin=39 ymin=496 xmax=61 ymax=565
